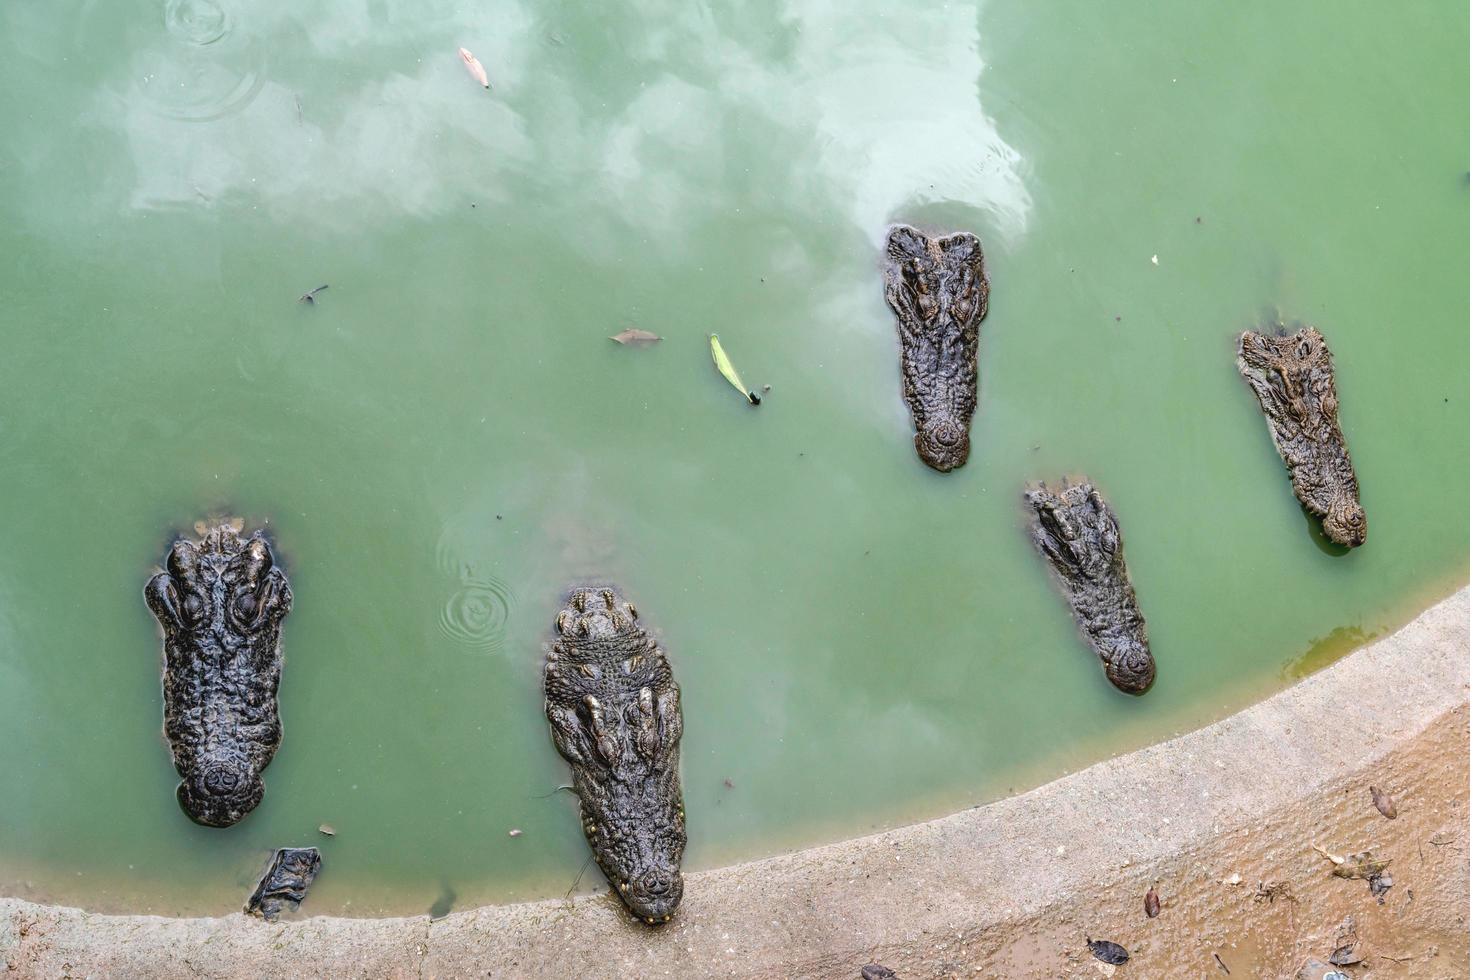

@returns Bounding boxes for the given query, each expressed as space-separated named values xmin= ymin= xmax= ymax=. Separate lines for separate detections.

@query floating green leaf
xmin=709 ymin=334 xmax=760 ymax=405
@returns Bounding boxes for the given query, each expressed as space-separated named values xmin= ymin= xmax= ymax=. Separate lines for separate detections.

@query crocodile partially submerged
xmin=882 ymin=224 xmax=989 ymax=472
xmin=1237 ymin=325 xmax=1366 ymax=547
xmin=1025 ymin=482 xmax=1155 ymax=694
xmin=544 ymin=586 xmax=686 ymax=924
xmin=245 ymin=847 xmax=321 ymax=920
xmin=144 ymin=522 xmax=293 ymax=827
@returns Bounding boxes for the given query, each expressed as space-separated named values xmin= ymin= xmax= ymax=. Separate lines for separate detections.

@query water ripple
xmin=116 ymin=0 xmax=266 ymax=122
xmin=434 ymin=521 xmax=515 ymax=655
xmin=164 ymin=0 xmax=228 ymax=45
xmin=437 ymin=576 xmax=514 ymax=654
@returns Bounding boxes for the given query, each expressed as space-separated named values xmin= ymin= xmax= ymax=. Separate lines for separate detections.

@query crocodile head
xmin=547 ymin=586 xmax=687 ymax=924
xmin=145 ymin=523 xmax=292 ymax=827
xmin=914 ymin=417 xmax=971 ymax=473
xmin=620 ymin=861 xmax=684 ymax=923
xmin=555 ymin=586 xmax=639 ymax=640
xmin=1323 ymin=497 xmax=1367 ymax=548
xmin=883 ymin=225 xmax=988 ymax=473
xmin=1100 ymin=637 xmax=1155 ymax=695
xmin=177 ymin=747 xmax=267 ymax=828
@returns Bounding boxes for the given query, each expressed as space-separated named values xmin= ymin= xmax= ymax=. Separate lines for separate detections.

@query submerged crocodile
xmin=882 ymin=224 xmax=990 ymax=472
xmin=1237 ymin=325 xmax=1366 ymax=547
xmin=544 ymin=586 xmax=686 ymax=924
xmin=1025 ymin=482 xmax=1155 ymax=694
xmin=245 ymin=847 xmax=321 ymax=920
xmin=144 ymin=522 xmax=293 ymax=827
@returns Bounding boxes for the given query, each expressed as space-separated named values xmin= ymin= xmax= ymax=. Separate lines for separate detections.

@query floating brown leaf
xmin=609 ymin=328 xmax=662 ymax=346
xmin=1144 ymin=885 xmax=1160 ymax=918
xmin=1371 ymin=785 xmax=1398 ymax=819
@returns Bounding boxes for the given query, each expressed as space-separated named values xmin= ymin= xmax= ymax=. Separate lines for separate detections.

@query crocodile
xmin=245 ymin=847 xmax=321 ymax=920
xmin=544 ymin=586 xmax=686 ymax=924
xmin=1237 ymin=325 xmax=1366 ymax=547
xmin=144 ymin=522 xmax=293 ymax=827
xmin=1025 ymin=481 xmax=1155 ymax=694
xmin=882 ymin=224 xmax=990 ymax=472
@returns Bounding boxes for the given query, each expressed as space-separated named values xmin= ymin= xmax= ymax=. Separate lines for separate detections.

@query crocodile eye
xmin=184 ymin=594 xmax=203 ymax=620
xmin=235 ymin=593 xmax=257 ymax=618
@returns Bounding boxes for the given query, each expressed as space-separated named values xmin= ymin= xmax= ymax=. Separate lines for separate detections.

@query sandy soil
xmin=4 ymin=585 xmax=1469 ymax=979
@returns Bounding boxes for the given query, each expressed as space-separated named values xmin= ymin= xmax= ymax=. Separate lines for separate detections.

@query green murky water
xmin=1 ymin=0 xmax=1468 ymax=916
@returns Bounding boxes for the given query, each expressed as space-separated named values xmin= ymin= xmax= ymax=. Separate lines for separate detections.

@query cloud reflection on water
xmin=79 ymin=0 xmax=1028 ymax=244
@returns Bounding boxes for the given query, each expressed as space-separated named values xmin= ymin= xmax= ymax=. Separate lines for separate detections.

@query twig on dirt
xmin=1254 ymin=881 xmax=1296 ymax=904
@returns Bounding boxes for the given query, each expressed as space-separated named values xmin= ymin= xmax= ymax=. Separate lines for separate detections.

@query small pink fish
xmin=458 ymin=47 xmax=490 ymax=89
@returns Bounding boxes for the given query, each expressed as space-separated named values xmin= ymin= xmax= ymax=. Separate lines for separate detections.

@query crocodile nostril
xmin=642 ymin=872 xmax=671 ymax=895
xmin=201 ymin=765 xmax=243 ymax=796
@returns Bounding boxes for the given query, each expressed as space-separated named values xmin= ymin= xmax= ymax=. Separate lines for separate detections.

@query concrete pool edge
xmin=4 ymin=584 xmax=1469 ymax=978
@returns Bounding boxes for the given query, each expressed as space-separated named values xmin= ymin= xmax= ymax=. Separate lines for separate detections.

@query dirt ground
xmin=4 ymin=586 xmax=1469 ymax=979
xmin=957 ymin=707 xmax=1470 ymax=979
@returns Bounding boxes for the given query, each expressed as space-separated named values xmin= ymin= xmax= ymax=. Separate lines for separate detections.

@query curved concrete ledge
xmin=5 ymin=585 xmax=1470 ymax=979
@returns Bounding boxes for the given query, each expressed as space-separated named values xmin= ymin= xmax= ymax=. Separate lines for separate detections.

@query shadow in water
xmin=1302 ymin=504 xmax=1353 ymax=557
xmin=429 ymin=881 xmax=456 ymax=920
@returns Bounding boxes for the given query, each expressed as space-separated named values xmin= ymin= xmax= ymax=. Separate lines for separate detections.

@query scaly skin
xmin=882 ymin=224 xmax=990 ymax=472
xmin=143 ymin=523 xmax=292 ymax=827
xmin=245 ymin=847 xmax=321 ymax=920
xmin=1237 ymin=326 xmax=1366 ymax=547
xmin=1026 ymin=482 xmax=1155 ymax=695
xmin=544 ymin=586 xmax=686 ymax=924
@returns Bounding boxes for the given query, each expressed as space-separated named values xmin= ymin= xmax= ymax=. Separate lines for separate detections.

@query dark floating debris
xmin=1370 ymin=785 xmax=1398 ymax=819
xmin=609 ymin=328 xmax=662 ymax=346
xmin=1087 ymin=938 xmax=1129 ymax=965
xmin=1213 ymin=951 xmax=1231 ymax=974
xmin=1144 ymin=884 xmax=1160 ymax=918
xmin=299 ymin=284 xmax=329 ymax=305
xmin=245 ymin=847 xmax=321 ymax=920
xmin=860 ymin=966 xmax=898 ymax=980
